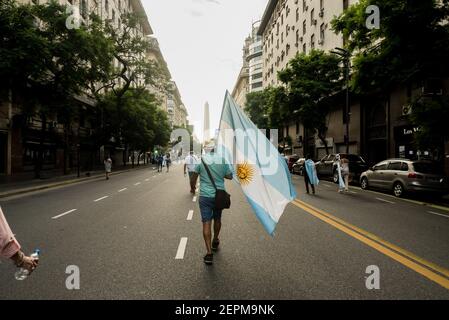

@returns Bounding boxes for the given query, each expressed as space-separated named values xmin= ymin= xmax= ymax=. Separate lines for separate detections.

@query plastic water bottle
xmin=14 ymin=249 xmax=40 ymax=281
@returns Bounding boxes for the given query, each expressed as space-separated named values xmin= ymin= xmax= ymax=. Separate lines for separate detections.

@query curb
xmin=0 ymin=165 xmax=155 ymax=199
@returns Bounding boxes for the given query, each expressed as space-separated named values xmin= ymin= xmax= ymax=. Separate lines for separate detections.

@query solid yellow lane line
xmin=295 ymin=199 xmax=449 ymax=279
xmin=292 ymin=199 xmax=449 ymax=290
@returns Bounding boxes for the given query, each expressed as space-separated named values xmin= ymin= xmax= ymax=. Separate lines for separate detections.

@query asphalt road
xmin=0 ymin=163 xmax=448 ymax=299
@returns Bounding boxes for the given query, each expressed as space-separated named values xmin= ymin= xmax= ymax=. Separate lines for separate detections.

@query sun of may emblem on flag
xmin=236 ymin=162 xmax=255 ymax=186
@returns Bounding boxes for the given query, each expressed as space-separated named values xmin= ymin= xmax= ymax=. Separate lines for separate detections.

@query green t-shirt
xmin=194 ymin=153 xmax=233 ymax=198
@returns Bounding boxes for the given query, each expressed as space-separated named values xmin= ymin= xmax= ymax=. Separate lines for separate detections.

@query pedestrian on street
xmin=190 ymin=149 xmax=233 ymax=265
xmin=164 ymin=153 xmax=171 ymax=173
xmin=0 ymin=207 xmax=39 ymax=274
xmin=104 ymin=156 xmax=112 ymax=180
xmin=157 ymin=154 xmax=163 ymax=172
xmin=304 ymin=154 xmax=319 ymax=194
xmin=184 ymin=151 xmax=199 ymax=194
xmin=335 ymin=154 xmax=349 ymax=193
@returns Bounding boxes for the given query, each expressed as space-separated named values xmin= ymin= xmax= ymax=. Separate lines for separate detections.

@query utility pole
xmin=331 ymin=47 xmax=351 ymax=154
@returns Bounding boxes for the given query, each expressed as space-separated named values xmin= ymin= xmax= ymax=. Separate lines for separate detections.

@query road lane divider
xmin=292 ymin=199 xmax=449 ymax=290
xmin=175 ymin=237 xmax=188 ymax=260
xmin=134 ymin=182 xmax=141 ymax=186
xmin=52 ymin=209 xmax=77 ymax=220
xmin=193 ymin=196 xmax=197 ymax=202
xmin=187 ymin=210 xmax=194 ymax=221
xmin=118 ymin=188 xmax=127 ymax=193
xmin=428 ymin=211 xmax=449 ymax=219
xmin=376 ymin=197 xmax=395 ymax=204
xmin=94 ymin=196 xmax=109 ymax=202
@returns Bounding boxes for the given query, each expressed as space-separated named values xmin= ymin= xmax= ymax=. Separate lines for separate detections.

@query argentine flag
xmin=216 ymin=91 xmax=297 ymax=235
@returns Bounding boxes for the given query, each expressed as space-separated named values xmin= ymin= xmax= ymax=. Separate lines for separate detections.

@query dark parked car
xmin=360 ymin=159 xmax=449 ymax=197
xmin=315 ymin=153 xmax=369 ymax=184
xmin=292 ymin=158 xmax=306 ymax=175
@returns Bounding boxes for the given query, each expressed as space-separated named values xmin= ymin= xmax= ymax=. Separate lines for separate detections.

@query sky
xmin=143 ymin=0 xmax=268 ymax=141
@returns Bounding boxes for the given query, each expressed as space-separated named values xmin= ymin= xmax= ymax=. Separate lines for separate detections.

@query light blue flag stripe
xmin=219 ymin=91 xmax=296 ymax=201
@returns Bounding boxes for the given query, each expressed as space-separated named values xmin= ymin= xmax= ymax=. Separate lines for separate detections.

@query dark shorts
xmin=199 ymin=196 xmax=222 ymax=223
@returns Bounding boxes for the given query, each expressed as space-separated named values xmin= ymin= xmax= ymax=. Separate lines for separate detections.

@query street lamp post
xmin=331 ymin=47 xmax=351 ymax=154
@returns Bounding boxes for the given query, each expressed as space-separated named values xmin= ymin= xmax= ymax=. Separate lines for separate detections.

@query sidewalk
xmin=0 ymin=164 xmax=157 ymax=198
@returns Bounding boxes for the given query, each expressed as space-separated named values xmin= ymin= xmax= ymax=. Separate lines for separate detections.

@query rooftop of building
xmin=257 ymin=0 xmax=279 ymax=36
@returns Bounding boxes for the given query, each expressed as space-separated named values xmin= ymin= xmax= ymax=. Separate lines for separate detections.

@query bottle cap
xmin=34 ymin=249 xmax=41 ymax=255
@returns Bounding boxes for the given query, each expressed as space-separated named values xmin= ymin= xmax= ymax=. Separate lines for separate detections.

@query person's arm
xmin=0 ymin=207 xmax=20 ymax=259
xmin=0 ymin=207 xmax=38 ymax=272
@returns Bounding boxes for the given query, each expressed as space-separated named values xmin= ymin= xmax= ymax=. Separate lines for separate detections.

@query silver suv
xmin=360 ymin=159 xmax=449 ymax=197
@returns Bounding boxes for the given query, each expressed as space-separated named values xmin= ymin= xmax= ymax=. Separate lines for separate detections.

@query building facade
xmin=258 ymin=0 xmax=448 ymax=172
xmin=146 ymin=38 xmax=188 ymax=129
xmin=232 ymin=21 xmax=264 ymax=109
xmin=0 ymin=0 xmax=182 ymax=176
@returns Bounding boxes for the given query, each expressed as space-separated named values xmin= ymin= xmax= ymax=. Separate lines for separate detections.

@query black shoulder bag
xmin=201 ymin=159 xmax=231 ymax=210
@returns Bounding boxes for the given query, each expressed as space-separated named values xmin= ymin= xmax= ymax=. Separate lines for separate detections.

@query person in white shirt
xmin=184 ymin=151 xmax=199 ymax=194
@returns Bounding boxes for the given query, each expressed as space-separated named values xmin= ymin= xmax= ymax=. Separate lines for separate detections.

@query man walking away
xmin=184 ymin=151 xmax=199 ymax=194
xmin=340 ymin=154 xmax=350 ymax=192
xmin=304 ymin=154 xmax=319 ymax=194
xmin=104 ymin=157 xmax=112 ymax=180
xmin=165 ymin=153 xmax=171 ymax=173
xmin=157 ymin=154 xmax=163 ymax=172
xmin=190 ymin=149 xmax=233 ymax=265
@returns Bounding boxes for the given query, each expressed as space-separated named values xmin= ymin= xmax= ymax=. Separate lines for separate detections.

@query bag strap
xmin=201 ymin=158 xmax=218 ymax=191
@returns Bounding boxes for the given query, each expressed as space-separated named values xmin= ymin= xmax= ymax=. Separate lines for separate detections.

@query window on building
xmin=320 ymin=23 xmax=325 ymax=40
xmin=320 ymin=0 xmax=324 ymax=10
xmin=303 ymin=43 xmax=306 ymax=53
xmin=310 ymin=8 xmax=315 ymax=25
xmin=343 ymin=0 xmax=349 ymax=10
xmin=286 ymin=44 xmax=290 ymax=56
xmin=296 ymin=30 xmax=299 ymax=45
xmin=281 ymin=32 xmax=284 ymax=43
xmin=303 ymin=0 xmax=307 ymax=12
xmin=286 ymin=24 xmax=289 ymax=36
xmin=311 ymin=34 xmax=315 ymax=49
xmin=80 ymin=0 xmax=88 ymax=19
xmin=281 ymin=14 xmax=284 ymax=25
xmin=105 ymin=0 xmax=109 ymax=16
xmin=277 ymin=22 xmax=279 ymax=35
xmin=296 ymin=122 xmax=300 ymax=135
xmin=112 ymin=9 xmax=115 ymax=23
xmin=296 ymin=8 xmax=299 ymax=22
xmin=303 ymin=20 xmax=306 ymax=35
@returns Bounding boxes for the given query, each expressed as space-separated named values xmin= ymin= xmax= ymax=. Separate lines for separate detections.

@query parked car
xmin=292 ymin=158 xmax=306 ymax=175
xmin=360 ymin=159 xmax=449 ymax=197
xmin=286 ymin=155 xmax=300 ymax=172
xmin=315 ymin=153 xmax=369 ymax=184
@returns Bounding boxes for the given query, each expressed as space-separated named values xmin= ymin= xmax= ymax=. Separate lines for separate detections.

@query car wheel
xmin=333 ymin=170 xmax=339 ymax=184
xmin=361 ymin=177 xmax=369 ymax=190
xmin=393 ymin=182 xmax=404 ymax=198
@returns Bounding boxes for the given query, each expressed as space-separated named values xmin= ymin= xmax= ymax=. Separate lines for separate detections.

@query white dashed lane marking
xmin=187 ymin=210 xmax=194 ymax=220
xmin=118 ymin=188 xmax=127 ymax=192
xmin=376 ymin=197 xmax=395 ymax=204
xmin=94 ymin=196 xmax=109 ymax=202
xmin=134 ymin=182 xmax=141 ymax=186
xmin=52 ymin=209 xmax=77 ymax=220
xmin=428 ymin=211 xmax=449 ymax=218
xmin=192 ymin=196 xmax=197 ymax=202
xmin=175 ymin=237 xmax=188 ymax=260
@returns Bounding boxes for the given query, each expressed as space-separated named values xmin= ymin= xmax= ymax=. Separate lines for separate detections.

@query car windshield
xmin=413 ymin=162 xmax=443 ymax=174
